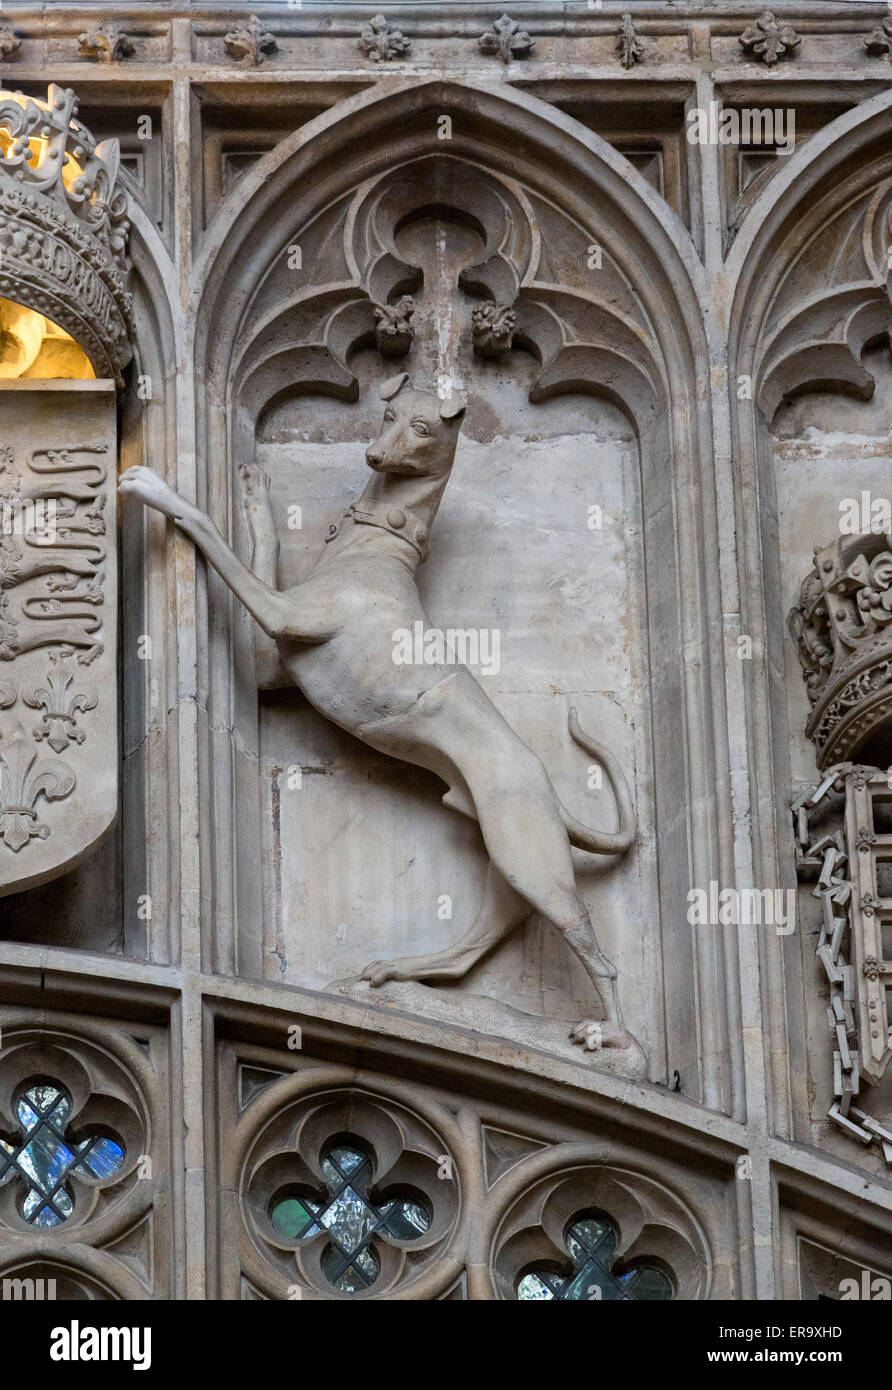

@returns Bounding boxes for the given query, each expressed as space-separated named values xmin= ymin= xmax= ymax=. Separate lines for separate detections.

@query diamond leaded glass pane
xmin=517 ymin=1214 xmax=673 ymax=1301
xmin=0 ymin=1082 xmax=125 ymax=1226
xmin=269 ymin=1139 xmax=432 ymax=1294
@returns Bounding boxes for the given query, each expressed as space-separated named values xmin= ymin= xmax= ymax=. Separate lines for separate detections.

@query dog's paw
xmin=239 ymin=462 xmax=271 ymax=501
xmin=119 ymin=465 xmax=179 ymax=515
xmin=570 ymin=1019 xmax=633 ymax=1051
xmin=361 ymin=960 xmax=395 ymax=987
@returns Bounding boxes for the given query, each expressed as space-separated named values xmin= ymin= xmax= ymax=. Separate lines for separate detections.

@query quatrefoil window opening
xmin=0 ymin=1081 xmax=125 ymax=1228
xmin=270 ymin=1141 xmax=431 ymax=1294
xmin=516 ymin=1213 xmax=673 ymax=1301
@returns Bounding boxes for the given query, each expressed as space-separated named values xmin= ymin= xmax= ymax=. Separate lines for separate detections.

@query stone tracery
xmin=1 ymin=2 xmax=891 ymax=1308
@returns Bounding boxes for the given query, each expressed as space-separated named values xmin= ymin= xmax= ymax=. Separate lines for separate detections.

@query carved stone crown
xmin=790 ymin=531 xmax=892 ymax=767
xmin=0 ymin=85 xmax=133 ymax=382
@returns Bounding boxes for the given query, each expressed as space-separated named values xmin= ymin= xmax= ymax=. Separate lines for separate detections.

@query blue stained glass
xmin=3 ymin=1081 xmax=125 ymax=1226
xmin=19 ymin=1132 xmax=75 ymax=1192
xmin=16 ymin=1100 xmax=41 ymax=1133
xmin=75 ymin=1137 xmax=125 ymax=1180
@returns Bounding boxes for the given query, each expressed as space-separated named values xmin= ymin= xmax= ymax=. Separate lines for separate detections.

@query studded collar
xmin=324 ymin=499 xmax=431 ymax=562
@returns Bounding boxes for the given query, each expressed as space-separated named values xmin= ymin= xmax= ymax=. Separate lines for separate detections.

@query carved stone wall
xmin=1 ymin=1 xmax=891 ymax=1304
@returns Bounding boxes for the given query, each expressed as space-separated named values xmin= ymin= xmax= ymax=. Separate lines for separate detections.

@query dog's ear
xmin=379 ymin=372 xmax=410 ymax=401
xmin=439 ymin=396 xmax=466 ymax=423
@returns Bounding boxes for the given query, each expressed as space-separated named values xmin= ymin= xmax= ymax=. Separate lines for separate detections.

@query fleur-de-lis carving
xmin=77 ymin=24 xmax=135 ymax=64
xmin=739 ymin=11 xmax=800 ymax=66
xmin=856 ymin=825 xmax=876 ymax=853
xmin=0 ymin=724 xmax=75 ymax=852
xmin=865 ymin=18 xmax=892 ymax=59
xmin=224 ymin=14 xmax=277 ymax=67
xmin=0 ymin=25 xmax=22 ymax=60
xmin=617 ymin=14 xmax=645 ymax=69
xmin=859 ymin=893 xmax=876 ymax=917
xmin=478 ymin=14 xmax=535 ymax=63
xmin=863 ymin=956 xmax=882 ymax=981
xmin=359 ymin=15 xmax=412 ymax=62
xmin=373 ymin=296 xmax=415 ymax=357
xmin=24 ymin=651 xmax=98 ymax=753
xmin=472 ymin=301 xmax=516 ymax=358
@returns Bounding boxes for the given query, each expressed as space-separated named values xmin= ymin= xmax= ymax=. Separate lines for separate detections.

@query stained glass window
xmin=516 ymin=1213 xmax=673 ymax=1301
xmin=0 ymin=1082 xmax=125 ymax=1228
xmin=270 ymin=1141 xmax=431 ymax=1294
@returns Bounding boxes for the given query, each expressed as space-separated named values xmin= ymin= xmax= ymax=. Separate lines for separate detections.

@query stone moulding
xmin=0 ymin=85 xmax=133 ymax=384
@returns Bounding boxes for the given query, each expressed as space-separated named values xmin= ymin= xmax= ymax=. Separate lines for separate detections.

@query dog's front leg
xmin=238 ymin=462 xmax=291 ymax=688
xmin=240 ymin=462 xmax=280 ymax=586
xmin=120 ymin=465 xmax=294 ymax=639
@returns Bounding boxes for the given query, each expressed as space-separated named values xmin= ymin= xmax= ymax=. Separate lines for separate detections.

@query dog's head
xmin=366 ymin=373 xmax=466 ymax=478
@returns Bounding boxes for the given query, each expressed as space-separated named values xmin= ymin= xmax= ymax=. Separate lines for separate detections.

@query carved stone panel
xmin=0 ymin=380 xmax=117 ymax=895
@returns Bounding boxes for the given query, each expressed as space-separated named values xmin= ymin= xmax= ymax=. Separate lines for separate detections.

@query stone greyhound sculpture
xmin=119 ymin=373 xmax=639 ymax=1052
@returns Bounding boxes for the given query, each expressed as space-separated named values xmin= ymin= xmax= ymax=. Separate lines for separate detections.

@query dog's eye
xmin=412 ymin=421 xmax=431 ymax=437
xmin=383 ymin=408 xmax=395 ymax=422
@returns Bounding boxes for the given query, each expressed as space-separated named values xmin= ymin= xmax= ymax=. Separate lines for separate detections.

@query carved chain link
xmin=792 ymin=771 xmax=892 ymax=1165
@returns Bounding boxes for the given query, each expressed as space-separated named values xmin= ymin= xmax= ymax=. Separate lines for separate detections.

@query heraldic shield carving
xmin=0 ymin=381 xmax=118 ymax=895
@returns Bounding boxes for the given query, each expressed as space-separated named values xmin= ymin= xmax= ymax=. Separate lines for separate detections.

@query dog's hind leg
xmin=361 ymin=861 xmax=529 ymax=985
xmin=453 ymin=743 xmax=627 ymax=1030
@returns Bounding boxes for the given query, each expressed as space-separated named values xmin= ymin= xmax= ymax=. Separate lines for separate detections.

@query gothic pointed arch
xmin=727 ymin=88 xmax=892 ymax=1144
xmin=182 ymin=77 xmax=736 ymax=1114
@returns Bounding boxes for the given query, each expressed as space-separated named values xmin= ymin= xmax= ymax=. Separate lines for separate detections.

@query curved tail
xmin=561 ymin=708 xmax=637 ymax=856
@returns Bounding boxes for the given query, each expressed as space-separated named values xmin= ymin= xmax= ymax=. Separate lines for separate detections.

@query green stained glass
xmin=271 ymin=1195 xmax=320 ymax=1239
xmin=271 ymin=1138 xmax=432 ymax=1295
